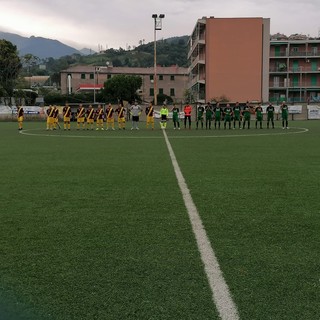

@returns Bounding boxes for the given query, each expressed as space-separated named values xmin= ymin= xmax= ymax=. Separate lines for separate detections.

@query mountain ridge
xmin=0 ymin=31 xmax=83 ymax=59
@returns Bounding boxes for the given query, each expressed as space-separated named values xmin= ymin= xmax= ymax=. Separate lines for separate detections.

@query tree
xmin=101 ymin=75 xmax=142 ymax=103
xmin=0 ymin=40 xmax=22 ymax=106
xmin=21 ymin=54 xmax=40 ymax=78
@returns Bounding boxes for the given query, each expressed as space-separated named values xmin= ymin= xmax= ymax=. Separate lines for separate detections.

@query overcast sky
xmin=1 ymin=0 xmax=319 ymax=50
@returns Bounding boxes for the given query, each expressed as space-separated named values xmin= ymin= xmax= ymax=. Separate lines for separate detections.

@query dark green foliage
xmin=0 ymin=39 xmax=22 ymax=103
xmin=101 ymin=74 xmax=142 ymax=103
xmin=155 ymin=93 xmax=173 ymax=105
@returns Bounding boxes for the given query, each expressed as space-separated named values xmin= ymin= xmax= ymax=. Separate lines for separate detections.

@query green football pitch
xmin=0 ymin=120 xmax=319 ymax=320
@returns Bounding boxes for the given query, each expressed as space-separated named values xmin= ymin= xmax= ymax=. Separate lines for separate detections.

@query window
xmin=107 ymin=74 xmax=112 ymax=79
xmin=150 ymin=75 xmax=154 ymax=81
xmin=170 ymin=75 xmax=175 ymax=81
xmin=159 ymin=75 xmax=163 ymax=80
xmin=170 ymin=88 xmax=175 ymax=96
xmin=90 ymin=73 xmax=94 ymax=79
xmin=312 ymin=46 xmax=318 ymax=56
xmin=81 ymin=73 xmax=86 ymax=79
xmin=149 ymin=88 xmax=154 ymax=96
xmin=159 ymin=88 xmax=163 ymax=95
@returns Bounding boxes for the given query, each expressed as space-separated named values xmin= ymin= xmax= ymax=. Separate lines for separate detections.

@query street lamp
xmin=93 ymin=66 xmax=100 ymax=104
xmin=93 ymin=65 xmax=109 ymax=104
xmin=152 ymin=13 xmax=165 ymax=106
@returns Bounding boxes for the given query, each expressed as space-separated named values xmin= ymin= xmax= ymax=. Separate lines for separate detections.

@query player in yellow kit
xmin=95 ymin=104 xmax=105 ymax=130
xmin=105 ymin=103 xmax=115 ymax=130
xmin=86 ymin=105 xmax=95 ymax=130
xmin=63 ymin=103 xmax=71 ymax=130
xmin=116 ymin=102 xmax=126 ymax=130
xmin=77 ymin=104 xmax=86 ymax=130
xmin=17 ymin=105 xmax=24 ymax=130
xmin=145 ymin=102 xmax=154 ymax=129
xmin=46 ymin=105 xmax=55 ymax=130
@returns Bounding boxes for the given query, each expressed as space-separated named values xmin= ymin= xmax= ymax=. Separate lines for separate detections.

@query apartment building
xmin=188 ymin=17 xmax=270 ymax=104
xmin=269 ymin=35 xmax=320 ymax=103
xmin=60 ymin=65 xmax=188 ymax=104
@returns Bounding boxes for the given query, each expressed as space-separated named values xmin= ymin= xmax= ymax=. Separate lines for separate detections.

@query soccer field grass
xmin=0 ymin=120 xmax=319 ymax=319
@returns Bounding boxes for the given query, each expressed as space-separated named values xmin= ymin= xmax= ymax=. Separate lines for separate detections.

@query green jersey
xmin=172 ymin=107 xmax=180 ymax=120
xmin=266 ymin=105 xmax=275 ymax=119
xmin=224 ymin=107 xmax=232 ymax=121
xmin=281 ymin=104 xmax=288 ymax=119
xmin=205 ymin=106 xmax=213 ymax=119
xmin=243 ymin=105 xmax=251 ymax=119
xmin=197 ymin=106 xmax=205 ymax=120
xmin=214 ymin=107 xmax=221 ymax=120
xmin=233 ymin=106 xmax=241 ymax=120
xmin=255 ymin=106 xmax=263 ymax=120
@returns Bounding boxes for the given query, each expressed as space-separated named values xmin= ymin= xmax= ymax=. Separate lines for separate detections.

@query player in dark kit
xmin=233 ymin=102 xmax=241 ymax=129
xmin=214 ymin=103 xmax=222 ymax=129
xmin=171 ymin=105 xmax=180 ymax=130
xmin=196 ymin=104 xmax=205 ymax=129
xmin=255 ymin=104 xmax=263 ymax=129
xmin=242 ymin=103 xmax=251 ymax=129
xmin=205 ymin=103 xmax=213 ymax=130
xmin=223 ymin=104 xmax=233 ymax=130
xmin=280 ymin=101 xmax=289 ymax=129
xmin=266 ymin=103 xmax=275 ymax=129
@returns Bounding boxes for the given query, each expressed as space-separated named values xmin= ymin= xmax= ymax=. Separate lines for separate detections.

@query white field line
xmin=19 ymin=127 xmax=308 ymax=140
xmin=162 ymin=129 xmax=240 ymax=320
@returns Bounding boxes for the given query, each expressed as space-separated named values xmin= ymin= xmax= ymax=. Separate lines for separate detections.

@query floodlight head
xmin=159 ymin=14 xmax=165 ymax=18
xmin=152 ymin=14 xmax=158 ymax=18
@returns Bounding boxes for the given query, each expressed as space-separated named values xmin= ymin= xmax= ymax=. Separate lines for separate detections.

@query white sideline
xmin=162 ymin=129 xmax=240 ymax=320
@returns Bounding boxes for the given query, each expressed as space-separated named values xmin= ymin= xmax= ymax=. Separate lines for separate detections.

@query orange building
xmin=188 ymin=17 xmax=270 ymax=103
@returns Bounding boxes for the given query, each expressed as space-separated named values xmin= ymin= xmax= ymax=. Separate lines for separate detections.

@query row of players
xmin=48 ymin=101 xmax=290 ymax=131
xmin=193 ymin=101 xmax=289 ymax=130
xmin=16 ymin=101 xmax=289 ymax=131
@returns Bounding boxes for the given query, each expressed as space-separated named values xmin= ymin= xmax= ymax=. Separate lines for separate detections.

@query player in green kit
xmin=223 ymin=104 xmax=233 ymax=130
xmin=205 ymin=103 xmax=213 ymax=130
xmin=266 ymin=103 xmax=275 ymax=129
xmin=255 ymin=104 xmax=263 ymax=129
xmin=233 ymin=102 xmax=241 ymax=129
xmin=171 ymin=105 xmax=180 ymax=130
xmin=242 ymin=102 xmax=251 ymax=129
xmin=280 ymin=101 xmax=289 ymax=129
xmin=214 ymin=102 xmax=222 ymax=129
xmin=196 ymin=104 xmax=205 ymax=129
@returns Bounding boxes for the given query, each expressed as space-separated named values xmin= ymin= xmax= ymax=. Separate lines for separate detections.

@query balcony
xmin=270 ymin=66 xmax=320 ymax=73
xmin=188 ymin=38 xmax=205 ymax=59
xmin=270 ymin=50 xmax=320 ymax=58
xmin=269 ymin=81 xmax=320 ymax=89
xmin=189 ymin=54 xmax=206 ymax=72
xmin=189 ymin=74 xmax=205 ymax=87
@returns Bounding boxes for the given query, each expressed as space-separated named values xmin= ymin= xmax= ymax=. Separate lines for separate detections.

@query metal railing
xmin=270 ymin=51 xmax=320 ymax=57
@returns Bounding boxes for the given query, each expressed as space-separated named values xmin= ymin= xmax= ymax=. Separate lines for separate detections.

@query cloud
xmin=0 ymin=0 xmax=319 ymax=50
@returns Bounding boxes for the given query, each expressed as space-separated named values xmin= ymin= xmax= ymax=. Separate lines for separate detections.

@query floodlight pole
xmin=152 ymin=14 xmax=165 ymax=106
xmin=93 ymin=67 xmax=99 ymax=104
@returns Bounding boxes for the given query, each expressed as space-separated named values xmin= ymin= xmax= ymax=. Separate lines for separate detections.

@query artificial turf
xmin=0 ymin=120 xmax=319 ymax=319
